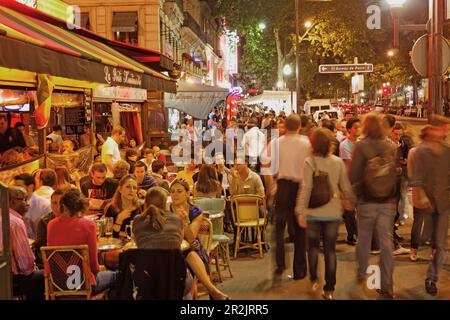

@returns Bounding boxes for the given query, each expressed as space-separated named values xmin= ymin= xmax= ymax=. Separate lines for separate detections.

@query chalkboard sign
xmin=65 ymin=107 xmax=86 ymax=135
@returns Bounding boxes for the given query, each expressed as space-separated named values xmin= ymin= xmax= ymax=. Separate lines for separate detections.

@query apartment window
xmin=112 ymin=12 xmax=138 ymax=45
xmin=80 ymin=13 xmax=90 ymax=30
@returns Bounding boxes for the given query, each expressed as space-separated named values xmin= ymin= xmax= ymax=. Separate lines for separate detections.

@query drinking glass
xmin=105 ymin=217 xmax=114 ymax=238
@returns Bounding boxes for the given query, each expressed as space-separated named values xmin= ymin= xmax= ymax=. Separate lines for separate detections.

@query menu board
xmin=65 ymin=107 xmax=86 ymax=135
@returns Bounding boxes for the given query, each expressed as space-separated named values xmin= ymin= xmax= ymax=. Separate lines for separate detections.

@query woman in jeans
xmin=295 ymin=128 xmax=356 ymax=300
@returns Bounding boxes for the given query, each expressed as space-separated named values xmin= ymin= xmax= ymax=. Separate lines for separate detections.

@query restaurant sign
xmin=104 ymin=66 xmax=143 ymax=88
xmin=93 ymin=86 xmax=147 ymax=102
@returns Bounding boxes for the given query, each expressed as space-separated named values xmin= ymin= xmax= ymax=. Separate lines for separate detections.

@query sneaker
xmin=425 ymin=279 xmax=438 ymax=296
xmin=394 ymin=246 xmax=410 ymax=255
xmin=322 ymin=290 xmax=334 ymax=300
xmin=410 ymin=249 xmax=418 ymax=261
xmin=346 ymin=237 xmax=357 ymax=246
xmin=370 ymin=250 xmax=381 ymax=255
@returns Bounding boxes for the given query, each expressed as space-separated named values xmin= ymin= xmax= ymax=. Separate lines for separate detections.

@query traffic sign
xmin=318 ymin=64 xmax=374 ymax=74
xmin=411 ymin=34 xmax=450 ymax=78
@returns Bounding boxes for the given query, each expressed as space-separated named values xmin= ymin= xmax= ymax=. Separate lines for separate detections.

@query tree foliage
xmin=216 ymin=0 xmax=420 ymax=100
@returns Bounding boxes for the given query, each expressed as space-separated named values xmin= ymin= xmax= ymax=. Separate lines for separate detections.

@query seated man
xmin=176 ymin=158 xmax=199 ymax=190
xmin=0 ymin=187 xmax=45 ymax=300
xmin=26 ymin=169 xmax=56 ymax=239
xmin=229 ymin=161 xmax=265 ymax=198
xmin=229 ymin=159 xmax=266 ymax=222
xmin=132 ymin=161 xmax=157 ymax=199
xmin=80 ymin=163 xmax=118 ymax=212
xmin=151 ymin=159 xmax=170 ymax=191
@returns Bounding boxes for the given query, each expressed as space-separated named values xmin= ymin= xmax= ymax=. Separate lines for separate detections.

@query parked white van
xmin=303 ymin=99 xmax=332 ymax=115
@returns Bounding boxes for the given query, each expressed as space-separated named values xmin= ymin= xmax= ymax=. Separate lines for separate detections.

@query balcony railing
xmin=183 ymin=12 xmax=207 ymax=44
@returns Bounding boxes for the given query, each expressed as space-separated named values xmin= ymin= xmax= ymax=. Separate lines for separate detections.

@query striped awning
xmin=0 ymin=3 xmax=176 ymax=93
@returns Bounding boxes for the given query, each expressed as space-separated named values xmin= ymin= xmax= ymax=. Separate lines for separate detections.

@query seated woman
xmin=104 ymin=175 xmax=141 ymax=239
xmin=47 ymin=189 xmax=118 ymax=294
xmin=134 ymin=186 xmax=228 ymax=300
xmin=54 ymin=166 xmax=76 ymax=190
xmin=193 ymin=164 xmax=222 ymax=199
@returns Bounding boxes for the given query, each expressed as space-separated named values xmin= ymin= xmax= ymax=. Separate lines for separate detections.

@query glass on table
xmin=105 ymin=217 xmax=114 ymax=238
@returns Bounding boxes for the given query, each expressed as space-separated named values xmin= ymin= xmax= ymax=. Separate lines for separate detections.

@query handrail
xmin=0 ymin=154 xmax=43 ymax=173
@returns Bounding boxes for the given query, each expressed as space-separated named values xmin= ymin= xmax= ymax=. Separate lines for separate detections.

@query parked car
xmin=313 ymin=110 xmax=344 ymax=123
xmin=374 ymin=105 xmax=384 ymax=113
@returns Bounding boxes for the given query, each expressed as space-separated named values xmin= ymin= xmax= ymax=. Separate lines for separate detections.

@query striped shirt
xmin=6 ymin=209 xmax=36 ymax=275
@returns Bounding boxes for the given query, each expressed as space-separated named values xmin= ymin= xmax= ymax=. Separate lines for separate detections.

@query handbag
xmin=308 ymin=157 xmax=333 ymax=209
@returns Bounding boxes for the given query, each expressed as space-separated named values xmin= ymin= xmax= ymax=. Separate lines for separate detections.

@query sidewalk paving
xmin=209 ymin=219 xmax=450 ymax=300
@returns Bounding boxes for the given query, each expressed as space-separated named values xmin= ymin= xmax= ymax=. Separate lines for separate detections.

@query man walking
xmin=409 ymin=124 xmax=450 ymax=295
xmin=263 ymin=114 xmax=311 ymax=278
xmin=339 ymin=118 xmax=361 ymax=245
xmin=349 ymin=113 xmax=398 ymax=298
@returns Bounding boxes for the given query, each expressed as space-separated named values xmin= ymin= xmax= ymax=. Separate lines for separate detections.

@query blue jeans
xmin=427 ymin=211 xmax=449 ymax=282
xmin=307 ymin=220 xmax=340 ymax=292
xmin=93 ymin=271 xmax=118 ymax=294
xmin=356 ymin=202 xmax=396 ymax=294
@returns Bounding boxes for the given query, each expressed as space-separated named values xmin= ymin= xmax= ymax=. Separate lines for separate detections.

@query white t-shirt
xmin=101 ymin=137 xmax=121 ymax=173
xmin=47 ymin=132 xmax=63 ymax=144
xmin=262 ymin=134 xmax=311 ymax=182
xmin=242 ymin=127 xmax=266 ymax=158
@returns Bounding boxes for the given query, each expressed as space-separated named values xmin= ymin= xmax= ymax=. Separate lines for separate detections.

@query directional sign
xmin=319 ymin=64 xmax=374 ymax=74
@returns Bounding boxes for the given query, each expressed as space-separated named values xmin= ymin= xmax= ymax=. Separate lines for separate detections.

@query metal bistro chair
xmin=40 ymin=245 xmax=100 ymax=300
xmin=193 ymin=198 xmax=233 ymax=282
xmin=230 ymin=194 xmax=267 ymax=258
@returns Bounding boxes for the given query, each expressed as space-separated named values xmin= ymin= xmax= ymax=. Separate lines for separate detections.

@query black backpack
xmin=363 ymin=146 xmax=397 ymax=200
xmin=308 ymin=157 xmax=333 ymax=209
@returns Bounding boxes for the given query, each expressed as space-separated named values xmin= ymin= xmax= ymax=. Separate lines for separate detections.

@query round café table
xmin=97 ymin=237 xmax=124 ymax=251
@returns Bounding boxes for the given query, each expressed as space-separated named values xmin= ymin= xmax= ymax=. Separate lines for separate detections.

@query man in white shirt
xmin=46 ymin=125 xmax=63 ymax=152
xmin=262 ymin=114 xmax=311 ymax=278
xmin=242 ymin=118 xmax=266 ymax=171
xmin=26 ymin=169 xmax=56 ymax=239
xmin=101 ymin=125 xmax=126 ymax=176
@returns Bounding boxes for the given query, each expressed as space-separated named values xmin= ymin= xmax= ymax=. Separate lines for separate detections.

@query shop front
xmin=93 ymin=85 xmax=147 ymax=147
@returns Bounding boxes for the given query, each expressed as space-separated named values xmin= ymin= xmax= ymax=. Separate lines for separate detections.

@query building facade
xmin=66 ymin=0 xmax=237 ymax=88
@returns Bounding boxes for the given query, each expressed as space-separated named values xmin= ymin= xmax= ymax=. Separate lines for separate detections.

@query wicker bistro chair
xmin=191 ymin=217 xmax=219 ymax=298
xmin=230 ymin=194 xmax=267 ymax=258
xmin=40 ymin=245 xmax=97 ymax=300
xmin=193 ymin=198 xmax=233 ymax=282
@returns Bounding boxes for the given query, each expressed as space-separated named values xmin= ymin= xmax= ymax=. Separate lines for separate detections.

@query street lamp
xmin=387 ymin=49 xmax=396 ymax=57
xmin=283 ymin=64 xmax=293 ymax=76
xmin=258 ymin=22 xmax=266 ymax=30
